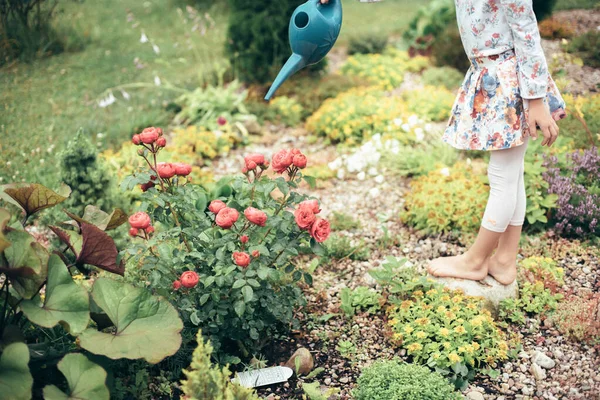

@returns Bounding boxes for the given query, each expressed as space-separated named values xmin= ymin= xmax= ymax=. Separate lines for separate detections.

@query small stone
xmin=520 ymin=363 xmax=528 ymax=373
xmin=339 ymin=376 xmax=349 ymax=384
xmin=533 ymin=351 xmax=555 ymax=369
xmin=531 ymin=363 xmax=546 ymax=380
xmin=466 ymin=391 xmax=485 ymax=400
xmin=285 ymin=348 xmax=314 ymax=376
xmin=324 ymin=377 xmax=332 ymax=385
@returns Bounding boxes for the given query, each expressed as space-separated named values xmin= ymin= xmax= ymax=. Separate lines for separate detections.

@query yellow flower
xmin=416 ymin=331 xmax=427 ymax=339
xmin=404 ymin=325 xmax=414 ymax=334
xmin=454 ymin=326 xmax=467 ymax=335
xmin=466 ymin=303 xmax=477 ymax=310
xmin=498 ymin=341 xmax=508 ymax=351
xmin=413 ymin=290 xmax=424 ymax=298
xmin=388 ymin=318 xmax=399 ymax=326
xmin=448 ymin=352 xmax=461 ymax=363
xmin=426 ymin=289 xmax=438 ymax=296
xmin=451 ymin=295 xmax=463 ymax=303
xmin=441 ymin=295 xmax=451 ymax=301
xmin=470 ymin=316 xmax=484 ymax=328
xmin=445 ymin=311 xmax=456 ymax=320
xmin=439 ymin=328 xmax=450 ymax=337
xmin=472 ymin=342 xmax=480 ymax=350
xmin=432 ymin=352 xmax=441 ymax=359
xmin=400 ymin=300 xmax=413 ymax=309
xmin=415 ymin=317 xmax=430 ymax=326
xmin=407 ymin=343 xmax=423 ymax=353
xmin=458 ymin=346 xmax=466 ymax=353
xmin=443 ymin=341 xmax=452 ymax=349
xmin=393 ymin=333 xmax=403 ymax=341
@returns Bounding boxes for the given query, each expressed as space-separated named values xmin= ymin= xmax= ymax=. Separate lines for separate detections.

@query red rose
xmin=156 ymin=137 xmax=167 ymax=147
xmin=294 ymin=208 xmax=316 ymax=230
xmin=139 ymin=127 xmax=160 ymax=144
xmin=240 ymin=235 xmax=249 ymax=244
xmin=216 ymin=207 xmax=239 ymax=229
xmin=291 ymin=148 xmax=302 ymax=156
xmin=173 ymin=280 xmax=181 ymax=290
xmin=233 ymin=252 xmax=250 ymax=267
xmin=217 ymin=116 xmax=227 ymax=126
xmin=209 ymin=200 xmax=227 ymax=214
xmin=271 ymin=149 xmax=294 ymax=173
xmin=246 ymin=160 xmax=257 ymax=170
xmin=310 ymin=218 xmax=330 ymax=243
xmin=299 ymin=199 xmax=321 ymax=214
xmin=146 ymin=226 xmax=155 ymax=234
xmin=157 ymin=162 xmax=176 ymax=179
xmin=244 ymin=207 xmax=268 ymax=226
xmin=129 ymin=212 xmax=151 ymax=229
xmin=132 ymin=134 xmax=141 ymax=145
xmin=180 ymin=271 xmax=199 ymax=288
xmin=293 ymin=154 xmax=307 ymax=169
xmin=129 ymin=227 xmax=138 ymax=237
xmin=252 ymin=250 xmax=260 ymax=258
xmin=245 ymin=153 xmax=266 ymax=166
xmin=173 ymin=162 xmax=192 ymax=176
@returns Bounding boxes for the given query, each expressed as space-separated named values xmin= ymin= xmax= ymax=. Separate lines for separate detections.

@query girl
xmin=320 ymin=0 xmax=566 ymax=285
xmin=428 ymin=0 xmax=566 ymax=285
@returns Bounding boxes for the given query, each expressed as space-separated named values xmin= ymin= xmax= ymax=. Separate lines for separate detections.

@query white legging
xmin=481 ymin=139 xmax=529 ymax=233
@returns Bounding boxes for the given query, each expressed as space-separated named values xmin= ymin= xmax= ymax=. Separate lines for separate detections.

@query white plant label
xmin=231 ymin=366 xmax=294 ymax=388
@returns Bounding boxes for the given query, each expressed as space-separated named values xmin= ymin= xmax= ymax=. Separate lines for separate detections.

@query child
xmin=427 ymin=0 xmax=567 ymax=284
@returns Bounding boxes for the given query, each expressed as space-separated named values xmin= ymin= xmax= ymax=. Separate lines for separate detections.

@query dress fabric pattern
xmin=443 ymin=0 xmax=567 ymax=151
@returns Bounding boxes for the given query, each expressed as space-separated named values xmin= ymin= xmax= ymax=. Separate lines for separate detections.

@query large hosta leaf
xmin=1 ymin=229 xmax=48 ymax=299
xmin=0 ymin=342 xmax=33 ymax=400
xmin=78 ymin=278 xmax=183 ymax=363
xmin=20 ymin=254 xmax=90 ymax=335
xmin=43 ymin=353 xmax=109 ymax=400
xmin=65 ymin=206 xmax=127 ymax=231
xmin=1 ymin=183 xmax=70 ymax=218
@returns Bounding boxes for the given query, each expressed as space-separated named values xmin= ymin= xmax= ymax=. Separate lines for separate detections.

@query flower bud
xmin=240 ymin=235 xmax=249 ymax=244
xmin=156 ymin=137 xmax=167 ymax=147
xmin=129 ymin=227 xmax=139 ymax=237
xmin=252 ymin=250 xmax=260 ymax=258
xmin=132 ymin=134 xmax=141 ymax=145
xmin=173 ymin=280 xmax=181 ymax=290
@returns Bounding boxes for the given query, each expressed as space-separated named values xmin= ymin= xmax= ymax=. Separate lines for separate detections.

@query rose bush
xmin=122 ymin=128 xmax=330 ymax=359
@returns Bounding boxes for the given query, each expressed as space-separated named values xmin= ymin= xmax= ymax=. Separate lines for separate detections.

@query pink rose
xmin=180 ymin=271 xmax=199 ymax=288
xmin=294 ymin=208 xmax=316 ymax=230
xmin=139 ymin=127 xmax=160 ymax=144
xmin=245 ymin=153 xmax=266 ymax=166
xmin=233 ymin=251 xmax=250 ymax=267
xmin=246 ymin=160 xmax=257 ymax=171
xmin=299 ymin=199 xmax=321 ymax=214
xmin=215 ymin=207 xmax=239 ymax=229
xmin=251 ymin=250 xmax=260 ymax=258
xmin=156 ymin=137 xmax=167 ymax=147
xmin=128 ymin=212 xmax=151 ymax=229
xmin=173 ymin=162 xmax=192 ymax=176
xmin=293 ymin=154 xmax=307 ymax=169
xmin=157 ymin=162 xmax=176 ymax=179
xmin=271 ymin=149 xmax=294 ymax=173
xmin=310 ymin=218 xmax=330 ymax=243
xmin=240 ymin=235 xmax=249 ymax=244
xmin=146 ymin=226 xmax=155 ymax=234
xmin=173 ymin=280 xmax=181 ymax=290
xmin=132 ymin=134 xmax=141 ymax=145
xmin=244 ymin=207 xmax=268 ymax=226
xmin=290 ymin=148 xmax=302 ymax=156
xmin=209 ymin=200 xmax=227 ymax=214
xmin=129 ymin=227 xmax=138 ymax=237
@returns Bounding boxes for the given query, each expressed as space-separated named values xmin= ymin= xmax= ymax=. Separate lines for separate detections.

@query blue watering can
xmin=264 ymin=0 xmax=343 ymax=101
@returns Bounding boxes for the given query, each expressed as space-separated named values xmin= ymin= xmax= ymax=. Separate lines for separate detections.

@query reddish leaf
xmin=49 ymin=226 xmax=78 ymax=257
xmin=77 ymin=222 xmax=124 ymax=276
xmin=2 ymin=183 xmax=70 ymax=217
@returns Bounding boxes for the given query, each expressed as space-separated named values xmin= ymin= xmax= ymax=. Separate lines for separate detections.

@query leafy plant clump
xmin=565 ymin=30 xmax=600 ymax=68
xmin=421 ymin=66 xmax=465 ymax=90
xmin=268 ymin=96 xmax=304 ymax=127
xmin=538 ymin=17 xmax=575 ymax=39
xmin=402 ymin=161 xmax=488 ymax=234
xmin=348 ymin=33 xmax=388 ymax=55
xmin=558 ymin=93 xmax=599 ymax=149
xmin=547 ymin=293 xmax=600 ymax=344
xmin=402 ymin=0 xmax=456 ymax=55
xmin=353 ymin=360 xmax=462 ymax=400
xmin=123 ymin=128 xmax=331 ymax=359
xmin=306 ymin=87 xmax=412 ymax=145
xmin=519 ymin=256 xmax=565 ymax=292
xmin=499 ymin=281 xmax=563 ymax=325
xmin=401 ymin=85 xmax=455 ymax=122
xmin=181 ymin=330 xmax=259 ymax=400
xmin=370 ymin=258 xmax=516 ymax=388
xmin=340 ymin=286 xmax=381 ymax=317
xmin=323 ymin=234 xmax=370 ymax=263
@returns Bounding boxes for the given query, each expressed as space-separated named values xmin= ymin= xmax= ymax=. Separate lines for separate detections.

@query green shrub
xmin=402 ymin=0 xmax=455 ymax=54
xmin=181 ymin=330 xmax=259 ymax=400
xmin=401 ymin=161 xmax=488 ymax=233
xmin=558 ymin=93 xmax=599 ymax=150
xmin=547 ymin=293 xmax=600 ymax=344
xmin=353 ymin=360 xmax=462 ymax=400
xmin=401 ymin=85 xmax=455 ymax=122
xmin=533 ymin=0 xmax=558 ymax=20
xmin=324 ymin=234 xmax=370 ymax=262
xmin=431 ymin=23 xmax=471 ymax=72
xmin=499 ymin=281 xmax=562 ymax=325
xmin=421 ymin=67 xmax=464 ymax=90
xmin=330 ymin=211 xmax=361 ymax=231
xmin=59 ymin=131 xmax=123 ymax=216
xmin=225 ymin=0 xmax=302 ymax=83
xmin=382 ymin=142 xmax=459 ymax=178
xmin=565 ymin=31 xmax=600 ymax=68
xmin=523 ymin=149 xmax=558 ymax=228
xmin=555 ymin=0 xmax=599 ymax=10
xmin=340 ymin=286 xmax=381 ymax=317
xmin=520 ymin=256 xmax=565 ymax=291
xmin=348 ymin=33 xmax=388 ymax=55
xmin=268 ymin=96 xmax=304 ymax=126
xmin=538 ymin=17 xmax=576 ymax=39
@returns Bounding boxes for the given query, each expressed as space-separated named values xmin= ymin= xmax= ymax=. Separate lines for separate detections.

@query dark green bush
xmin=565 ymin=30 xmax=600 ymax=68
xmin=353 ymin=360 xmax=462 ymax=400
xmin=533 ymin=0 xmax=558 ymax=21
xmin=226 ymin=0 xmax=303 ymax=84
xmin=348 ymin=33 xmax=388 ymax=55
xmin=59 ymin=131 xmax=123 ymax=215
xmin=431 ymin=23 xmax=470 ymax=72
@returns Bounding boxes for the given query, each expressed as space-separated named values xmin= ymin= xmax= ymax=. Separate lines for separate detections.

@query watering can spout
xmin=265 ymin=53 xmax=307 ymax=101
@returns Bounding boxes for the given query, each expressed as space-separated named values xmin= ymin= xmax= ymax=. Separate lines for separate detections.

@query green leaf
xmin=242 ymin=285 xmax=254 ymax=303
xmin=0 ymin=342 xmax=33 ymax=400
xmin=310 ymin=239 xmax=326 ymax=257
xmin=2 ymin=183 xmax=70 ymax=217
xmin=247 ymin=279 xmax=260 ymax=288
xmin=43 ymin=353 xmax=109 ymax=400
xmin=190 ymin=311 xmax=200 ymax=326
xmin=1 ymin=229 xmax=48 ymax=299
xmin=234 ymin=300 xmax=245 ymax=317
xmin=303 ymin=175 xmax=317 ymax=189
xmin=232 ymin=279 xmax=246 ymax=289
xmin=78 ymin=278 xmax=183 ymax=363
xmin=0 ymin=208 xmax=11 ymax=253
xmin=65 ymin=206 xmax=127 ymax=231
xmin=303 ymin=273 xmax=313 ymax=285
xmin=20 ymin=255 xmax=90 ymax=334
xmin=199 ymin=293 xmax=210 ymax=305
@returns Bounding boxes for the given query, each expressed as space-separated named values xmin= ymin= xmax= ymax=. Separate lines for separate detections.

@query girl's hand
xmin=528 ymin=98 xmax=559 ymax=147
xmin=320 ymin=0 xmax=329 ymax=3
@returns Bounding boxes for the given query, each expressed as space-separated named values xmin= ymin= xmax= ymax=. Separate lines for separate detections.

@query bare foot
xmin=487 ymin=256 xmax=517 ymax=285
xmin=427 ymin=253 xmax=488 ymax=281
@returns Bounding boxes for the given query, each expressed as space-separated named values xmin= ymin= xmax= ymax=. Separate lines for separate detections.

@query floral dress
xmin=443 ymin=0 xmax=567 ymax=151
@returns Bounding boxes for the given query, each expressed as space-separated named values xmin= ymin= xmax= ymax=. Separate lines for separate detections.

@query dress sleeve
xmin=500 ymin=0 xmax=549 ymax=99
